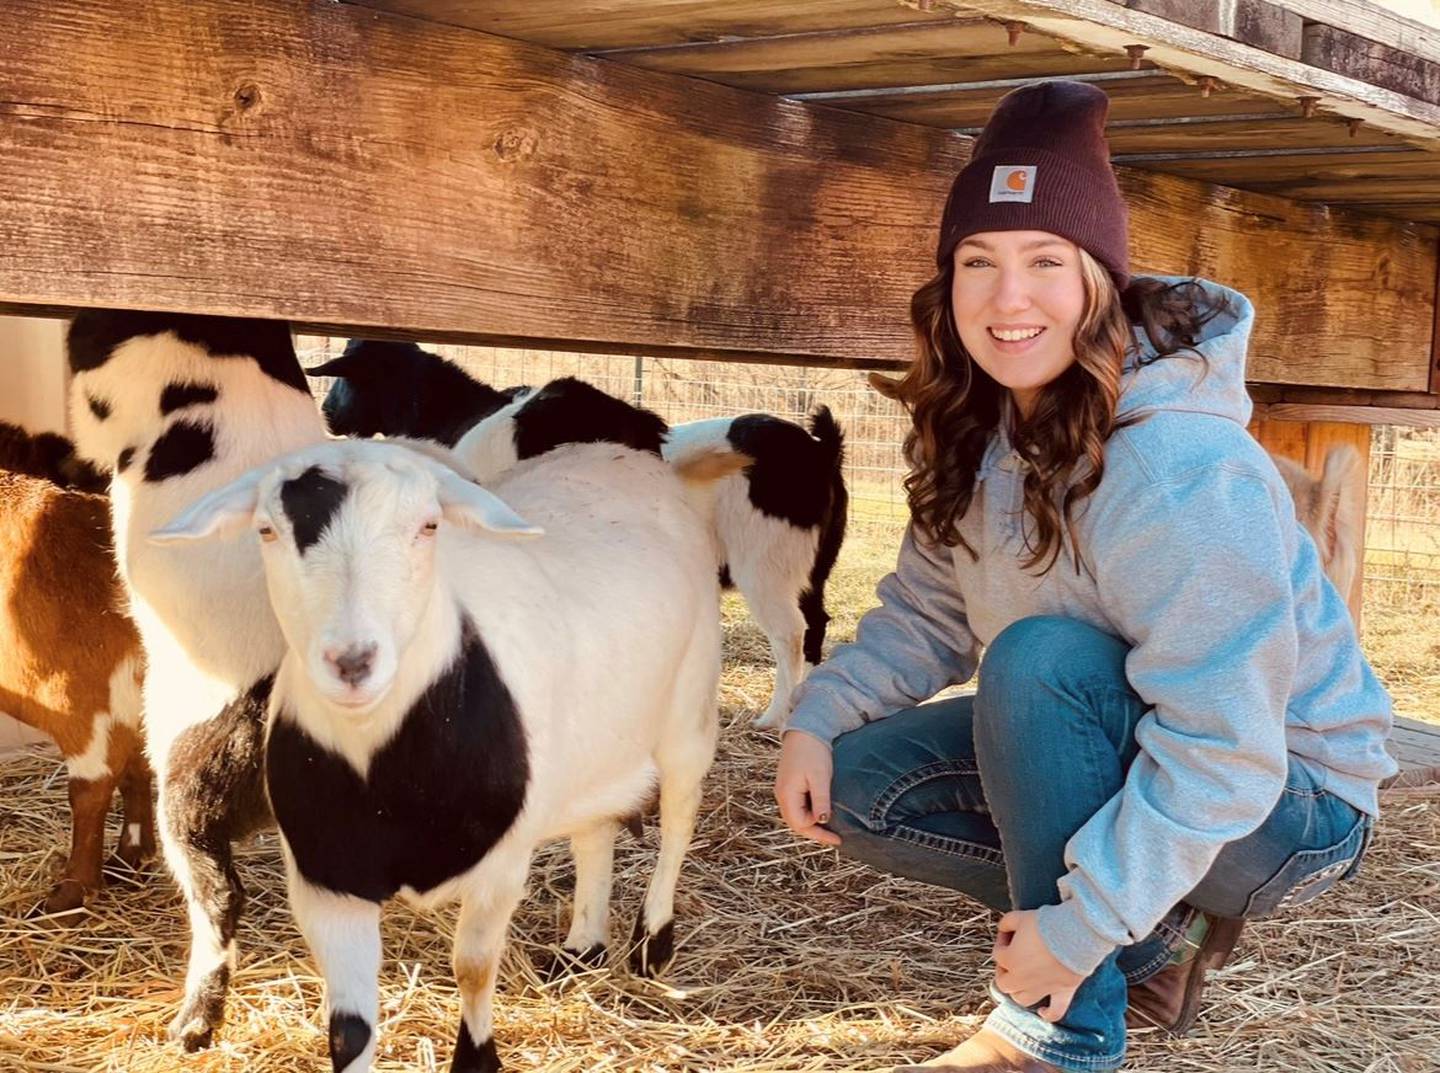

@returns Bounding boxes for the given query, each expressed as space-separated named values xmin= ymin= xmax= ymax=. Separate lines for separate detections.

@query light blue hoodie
xmin=786 ymin=277 xmax=1396 ymax=976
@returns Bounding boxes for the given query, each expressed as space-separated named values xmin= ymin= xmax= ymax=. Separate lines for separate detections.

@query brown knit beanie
xmin=936 ymin=80 xmax=1130 ymax=288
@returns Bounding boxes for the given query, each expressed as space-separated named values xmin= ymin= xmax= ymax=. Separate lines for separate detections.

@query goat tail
xmin=807 ymin=406 xmax=846 ymax=473
xmin=671 ymin=446 xmax=753 ymax=484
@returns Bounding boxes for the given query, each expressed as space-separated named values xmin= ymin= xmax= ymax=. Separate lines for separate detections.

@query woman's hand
xmin=775 ymin=731 xmax=841 ymax=846
xmin=993 ymin=909 xmax=1085 ymax=1022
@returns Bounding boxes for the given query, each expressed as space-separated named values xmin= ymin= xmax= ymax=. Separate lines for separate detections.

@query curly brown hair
xmin=882 ymin=255 xmax=1223 ymax=575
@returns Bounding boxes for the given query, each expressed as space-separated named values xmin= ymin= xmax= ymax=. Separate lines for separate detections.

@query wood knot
xmin=493 ymin=127 xmax=538 ymax=163
xmin=234 ymin=83 xmax=262 ymax=111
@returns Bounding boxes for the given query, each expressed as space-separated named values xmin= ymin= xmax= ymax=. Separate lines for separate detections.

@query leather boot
xmin=895 ymin=1027 xmax=1062 ymax=1072
xmin=1125 ymin=914 xmax=1243 ymax=1037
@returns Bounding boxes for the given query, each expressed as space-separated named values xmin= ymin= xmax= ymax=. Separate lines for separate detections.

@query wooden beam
xmin=344 ymin=0 xmax=945 ymax=51
xmin=923 ymin=0 xmax=1440 ymax=145
xmin=1272 ymin=1 xmax=1440 ymax=67
xmin=0 ymin=0 xmax=1433 ymax=389
xmin=1250 ymin=383 xmax=1440 ymax=407
xmin=1126 ymin=0 xmax=1303 ymax=59
xmin=1117 ymin=168 xmax=1435 ymax=390
xmin=0 ymin=0 xmax=966 ymax=367
xmin=1302 ymin=21 xmax=1440 ymax=104
xmin=1258 ymin=403 xmax=1440 ymax=427
xmin=1433 ymin=239 xmax=1440 ymax=393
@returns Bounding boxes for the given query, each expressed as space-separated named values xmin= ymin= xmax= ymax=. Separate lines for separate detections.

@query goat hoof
xmin=40 ymin=878 xmax=89 ymax=917
xmin=114 ymin=836 xmax=157 ymax=872
xmin=168 ymin=974 xmax=228 ymax=1052
xmin=750 ymin=711 xmax=783 ymax=732
xmin=167 ymin=1014 xmax=215 ymax=1052
xmin=537 ymin=944 xmax=607 ymax=982
xmin=452 ymin=1027 xmax=502 ymax=1072
xmin=627 ymin=917 xmax=675 ymax=978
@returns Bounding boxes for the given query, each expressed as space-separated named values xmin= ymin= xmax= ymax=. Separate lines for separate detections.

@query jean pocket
xmin=1242 ymin=817 xmax=1369 ymax=918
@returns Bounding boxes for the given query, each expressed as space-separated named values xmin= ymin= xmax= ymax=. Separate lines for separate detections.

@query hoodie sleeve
xmin=786 ymin=525 xmax=981 ymax=747
xmin=1036 ymin=462 xmax=1295 ymax=976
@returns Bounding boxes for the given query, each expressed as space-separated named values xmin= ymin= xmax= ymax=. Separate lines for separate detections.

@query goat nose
xmin=326 ymin=644 xmax=377 ymax=686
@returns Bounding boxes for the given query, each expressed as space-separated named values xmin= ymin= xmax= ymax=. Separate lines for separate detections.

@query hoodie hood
xmin=1117 ymin=276 xmax=1255 ymax=426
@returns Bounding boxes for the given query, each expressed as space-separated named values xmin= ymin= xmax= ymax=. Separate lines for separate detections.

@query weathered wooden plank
xmin=1126 ymin=0 xmax=1303 ymax=59
xmin=1302 ymin=22 xmax=1440 ymax=105
xmin=1235 ymin=1 xmax=1304 ymax=59
xmin=1261 ymin=404 xmax=1440 ymax=427
xmin=1273 ymin=1 xmax=1440 ymax=67
xmin=854 ymin=74 xmax=1283 ymax=128
xmin=1118 ymin=169 xmax=1436 ymax=390
xmin=0 ymin=0 xmax=1433 ymax=390
xmin=585 ymin=20 xmax=1140 ymax=94
xmin=934 ymin=0 xmax=1440 ymax=145
xmin=343 ymin=0 xmax=942 ymax=51
xmin=1255 ymin=385 xmax=1440 ymax=408
xmin=0 ymin=0 xmax=966 ymax=367
xmin=1388 ymin=716 xmax=1440 ymax=772
xmin=1103 ymin=115 xmax=1403 ymax=154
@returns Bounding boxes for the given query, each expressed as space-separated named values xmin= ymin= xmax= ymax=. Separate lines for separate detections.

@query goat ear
xmin=431 ymin=464 xmax=543 ymax=539
xmin=149 ymin=470 xmax=265 ymax=545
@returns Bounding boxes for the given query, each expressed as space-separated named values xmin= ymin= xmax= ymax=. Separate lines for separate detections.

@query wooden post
xmin=1249 ymin=416 xmax=1370 ymax=625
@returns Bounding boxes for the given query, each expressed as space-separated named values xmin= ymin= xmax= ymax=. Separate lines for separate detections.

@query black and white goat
xmin=313 ymin=344 xmax=848 ymax=729
xmin=66 ymin=311 xmax=327 ymax=1049
xmin=153 ymin=437 xmax=734 ymax=1073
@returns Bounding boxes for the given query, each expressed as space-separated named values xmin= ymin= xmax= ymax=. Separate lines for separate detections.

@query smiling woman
xmin=772 ymin=80 xmax=1396 ymax=1073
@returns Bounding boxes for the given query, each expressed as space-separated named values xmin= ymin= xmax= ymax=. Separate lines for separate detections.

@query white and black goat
xmin=153 ymin=437 xmax=735 ymax=1073
xmin=67 ymin=311 xmax=327 ymax=1049
xmin=313 ymin=343 xmax=848 ymax=729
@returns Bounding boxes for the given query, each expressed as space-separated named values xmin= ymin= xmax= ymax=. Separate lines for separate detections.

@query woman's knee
xmin=978 ymin=615 xmax=1130 ymax=707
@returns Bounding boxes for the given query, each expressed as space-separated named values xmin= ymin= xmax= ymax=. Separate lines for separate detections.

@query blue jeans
xmin=827 ymin=616 xmax=1371 ymax=1071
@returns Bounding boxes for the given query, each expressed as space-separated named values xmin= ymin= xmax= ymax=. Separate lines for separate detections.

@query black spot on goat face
xmin=160 ymin=381 xmax=220 ymax=416
xmin=144 ymin=420 xmax=215 ymax=482
xmin=67 ymin=310 xmax=306 ymax=394
xmin=280 ymin=466 xmax=350 ymax=554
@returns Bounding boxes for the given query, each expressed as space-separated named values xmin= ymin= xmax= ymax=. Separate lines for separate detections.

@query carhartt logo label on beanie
xmin=989 ymin=165 xmax=1036 ymax=203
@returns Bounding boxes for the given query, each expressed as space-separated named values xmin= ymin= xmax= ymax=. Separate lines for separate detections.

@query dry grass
xmin=3 ymin=530 xmax=1439 ymax=1072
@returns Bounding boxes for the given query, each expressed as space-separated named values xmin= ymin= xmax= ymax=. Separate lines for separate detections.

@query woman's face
xmin=950 ymin=230 xmax=1087 ymax=418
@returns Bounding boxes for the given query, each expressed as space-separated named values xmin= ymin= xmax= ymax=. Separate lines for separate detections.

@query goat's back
xmin=0 ymin=473 xmax=140 ymax=748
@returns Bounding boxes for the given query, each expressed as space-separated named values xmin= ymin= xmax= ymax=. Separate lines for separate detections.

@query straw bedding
xmin=2 ymin=604 xmax=1437 ymax=1072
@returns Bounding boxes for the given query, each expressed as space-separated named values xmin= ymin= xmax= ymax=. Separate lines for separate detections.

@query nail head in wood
xmin=1125 ymin=44 xmax=1148 ymax=70
xmin=1347 ymin=118 xmax=1362 ymax=137
xmin=1005 ymin=21 xmax=1025 ymax=46
xmin=1298 ymin=96 xmax=1320 ymax=119
xmin=1197 ymin=76 xmax=1219 ymax=98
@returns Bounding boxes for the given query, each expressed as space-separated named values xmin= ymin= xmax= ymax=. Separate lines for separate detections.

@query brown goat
xmin=0 ymin=469 xmax=154 ymax=914
xmin=1271 ymin=448 xmax=1366 ymax=602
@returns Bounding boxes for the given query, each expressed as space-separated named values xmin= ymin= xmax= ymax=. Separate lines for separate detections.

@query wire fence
xmin=300 ymin=337 xmax=1440 ymax=608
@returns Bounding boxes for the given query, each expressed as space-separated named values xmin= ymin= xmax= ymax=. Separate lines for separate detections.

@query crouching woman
xmin=774 ymin=80 xmax=1395 ymax=1073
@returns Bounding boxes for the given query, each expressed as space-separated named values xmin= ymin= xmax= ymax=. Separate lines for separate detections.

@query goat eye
xmin=257 ymin=525 xmax=277 ymax=543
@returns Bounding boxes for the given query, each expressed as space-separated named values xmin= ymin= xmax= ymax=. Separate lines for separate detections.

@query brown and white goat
xmin=0 ymin=465 xmax=153 ymax=914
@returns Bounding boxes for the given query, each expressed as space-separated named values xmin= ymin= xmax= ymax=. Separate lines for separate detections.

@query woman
xmin=774 ymin=80 xmax=1395 ymax=1073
